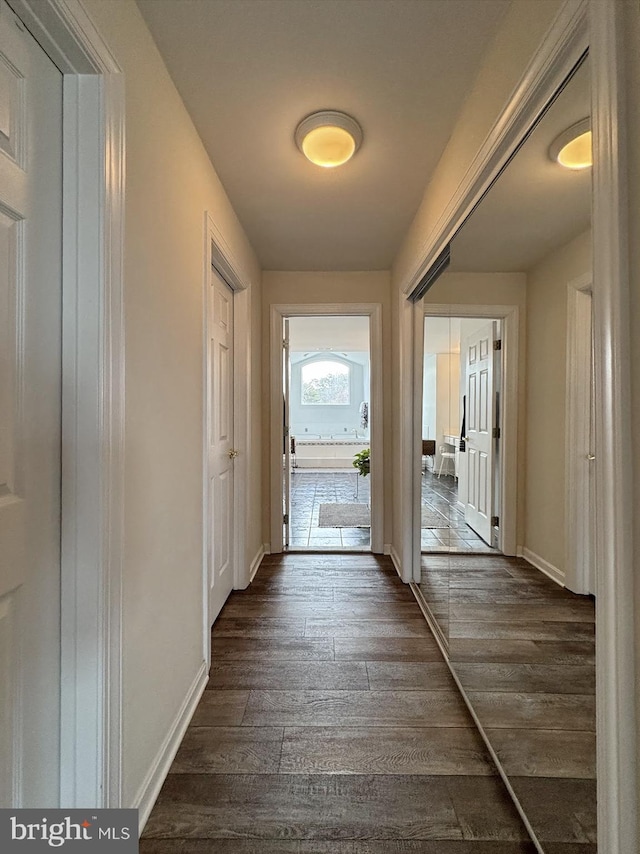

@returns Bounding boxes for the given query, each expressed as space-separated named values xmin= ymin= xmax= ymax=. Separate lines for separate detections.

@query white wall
xmin=524 ymin=229 xmax=591 ymax=575
xmin=80 ymin=0 xmax=262 ymax=810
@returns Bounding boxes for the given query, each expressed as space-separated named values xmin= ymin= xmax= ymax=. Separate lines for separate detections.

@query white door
xmin=0 ymin=0 xmax=63 ymax=806
xmin=207 ymin=267 xmax=235 ymax=624
xmin=462 ymin=322 xmax=496 ymax=545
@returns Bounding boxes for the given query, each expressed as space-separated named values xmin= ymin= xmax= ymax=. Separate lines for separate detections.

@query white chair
xmin=437 ymin=445 xmax=456 ymax=478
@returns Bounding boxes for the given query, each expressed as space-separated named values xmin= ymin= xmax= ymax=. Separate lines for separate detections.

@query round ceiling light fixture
xmin=295 ymin=110 xmax=363 ymax=168
xmin=549 ymin=118 xmax=592 ymax=170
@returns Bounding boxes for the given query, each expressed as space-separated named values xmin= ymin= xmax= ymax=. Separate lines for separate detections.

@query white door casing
xmin=462 ymin=321 xmax=495 ymax=545
xmin=0 ymin=0 xmax=62 ymax=806
xmin=207 ymin=266 xmax=235 ymax=624
xmin=283 ymin=318 xmax=291 ymax=549
xmin=269 ymin=303 xmax=384 ymax=556
xmin=565 ymin=275 xmax=595 ymax=594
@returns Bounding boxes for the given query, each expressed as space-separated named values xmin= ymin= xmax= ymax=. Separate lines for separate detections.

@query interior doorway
xmin=284 ymin=316 xmax=372 ymax=551
xmin=421 ymin=314 xmax=502 ymax=554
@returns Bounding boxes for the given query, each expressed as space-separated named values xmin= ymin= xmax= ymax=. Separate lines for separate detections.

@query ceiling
xmin=450 ymin=58 xmax=591 ymax=272
xmin=136 ymin=0 xmax=510 ymax=271
xmin=288 ymin=316 xmax=370 ymax=352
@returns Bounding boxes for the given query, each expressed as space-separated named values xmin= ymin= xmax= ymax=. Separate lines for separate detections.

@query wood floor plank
xmin=449 ymin=603 xmax=595 ymax=624
xmin=305 ymin=618 xmax=431 ymax=638
xmin=139 ymin=841 xmax=539 ymax=854
xmin=242 ymin=690 xmax=473 ymax=728
xmin=170 ymin=727 xmax=284 ymax=774
xmin=449 ymin=639 xmax=595 ymax=665
xmin=189 ymin=691 xmax=249 ymax=727
xmin=366 ymin=662 xmax=455 ymax=691
xmin=465 ymin=692 xmax=595 ymax=731
xmin=212 ymin=618 xmax=306 ymax=637
xmin=448 ymin=620 xmax=595 ymax=642
xmin=279 ymin=726 xmax=495 ymax=775
xmin=445 ymin=776 xmax=531 ymax=841
xmin=211 ymin=637 xmax=334 ymax=661
xmin=221 ymin=599 xmax=423 ymax=618
xmin=453 ymin=663 xmax=595 ymax=695
xmin=485 ymin=729 xmax=596 ymax=778
xmin=508 ymin=777 xmax=597 ymax=843
xmin=207 ymin=661 xmax=369 ymax=691
xmin=334 ymin=636 xmax=442 ymax=662
xmin=142 ymin=773 xmax=466 ymax=840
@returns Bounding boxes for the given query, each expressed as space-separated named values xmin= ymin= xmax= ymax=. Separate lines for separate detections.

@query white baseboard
xmin=389 ymin=545 xmax=402 ymax=579
xmin=135 ymin=661 xmax=209 ymax=833
xmin=522 ymin=546 xmax=565 ymax=588
xmin=250 ymin=545 xmax=266 ymax=582
xmin=383 ymin=543 xmax=391 ymax=555
xmin=264 ymin=543 xmax=271 ymax=555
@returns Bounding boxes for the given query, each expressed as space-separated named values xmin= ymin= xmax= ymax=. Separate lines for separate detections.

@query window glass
xmin=301 ymin=360 xmax=350 ymax=405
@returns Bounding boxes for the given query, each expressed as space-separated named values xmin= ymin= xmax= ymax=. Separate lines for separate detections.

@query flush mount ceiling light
xmin=549 ymin=118 xmax=592 ymax=170
xmin=295 ymin=110 xmax=363 ymax=168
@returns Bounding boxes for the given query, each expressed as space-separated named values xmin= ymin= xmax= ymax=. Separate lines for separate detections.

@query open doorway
xmin=421 ymin=315 xmax=501 ymax=554
xmin=284 ymin=316 xmax=371 ymax=550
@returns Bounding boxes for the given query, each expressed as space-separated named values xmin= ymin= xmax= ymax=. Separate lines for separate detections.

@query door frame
xmin=6 ymin=0 xmax=125 ymax=807
xmin=202 ymin=212 xmax=252 ymax=663
xmin=565 ymin=272 xmax=594 ymax=594
xmin=269 ymin=303 xmax=383 ymax=554
xmin=417 ymin=305 xmax=519 ymax=572
xmin=400 ymin=1 xmax=636 ymax=849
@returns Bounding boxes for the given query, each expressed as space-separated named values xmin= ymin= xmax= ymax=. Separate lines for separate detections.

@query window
xmin=301 ymin=360 xmax=350 ymax=405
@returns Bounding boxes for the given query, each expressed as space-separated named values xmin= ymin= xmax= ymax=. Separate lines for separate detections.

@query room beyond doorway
xmin=284 ymin=315 xmax=371 ymax=551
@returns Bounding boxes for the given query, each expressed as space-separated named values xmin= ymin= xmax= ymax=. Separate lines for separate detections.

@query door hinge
xmin=491 ymin=515 xmax=499 ymax=528
xmin=492 ymin=427 xmax=501 ymax=439
xmin=493 ymin=339 xmax=502 ymax=351
xmin=283 ymin=513 xmax=289 ymax=525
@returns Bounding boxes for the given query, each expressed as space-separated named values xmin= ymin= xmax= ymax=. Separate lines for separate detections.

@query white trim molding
xmin=7 ymin=0 xmax=126 ymax=809
xmin=521 ymin=547 xmax=565 ymax=588
xmin=590 ymin=1 xmax=637 ymax=851
xmin=249 ymin=545 xmax=266 ymax=583
xmin=565 ymin=273 xmax=594 ymax=595
xmin=269 ymin=303 xmax=384 ymax=555
xmin=134 ymin=662 xmax=208 ymax=833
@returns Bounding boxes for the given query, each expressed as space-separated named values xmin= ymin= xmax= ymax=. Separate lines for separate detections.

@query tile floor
xmin=288 ymin=469 xmax=371 ymax=550
xmin=421 ymin=469 xmax=499 ymax=553
xmin=141 ymin=553 xmax=536 ymax=852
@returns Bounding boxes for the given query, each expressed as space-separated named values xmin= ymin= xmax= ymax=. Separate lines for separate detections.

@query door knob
xmin=586 ymin=454 xmax=595 ymax=461
xmin=228 ymin=448 xmax=239 ymax=459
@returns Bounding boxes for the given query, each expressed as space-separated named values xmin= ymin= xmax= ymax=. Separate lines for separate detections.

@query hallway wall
xmin=261 ymin=271 xmax=392 ymax=549
xmin=81 ymin=0 xmax=262 ymax=809
xmin=524 ymin=228 xmax=591 ymax=577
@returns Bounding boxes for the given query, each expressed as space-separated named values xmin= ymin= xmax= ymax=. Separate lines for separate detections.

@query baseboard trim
xmin=522 ymin=546 xmax=565 ymax=588
xmin=389 ymin=545 xmax=402 ymax=579
xmin=383 ymin=543 xmax=391 ymax=556
xmin=249 ymin=545 xmax=266 ymax=582
xmin=264 ymin=543 xmax=272 ymax=555
xmin=135 ymin=661 xmax=209 ymax=833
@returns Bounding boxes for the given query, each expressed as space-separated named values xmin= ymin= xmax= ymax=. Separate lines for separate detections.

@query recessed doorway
xmin=285 ymin=316 xmax=371 ymax=551
xmin=421 ymin=315 xmax=502 ymax=554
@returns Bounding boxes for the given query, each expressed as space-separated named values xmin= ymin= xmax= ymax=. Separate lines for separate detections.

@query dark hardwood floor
xmin=140 ymin=553 xmax=538 ymax=853
xmin=420 ymin=553 xmax=597 ymax=852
